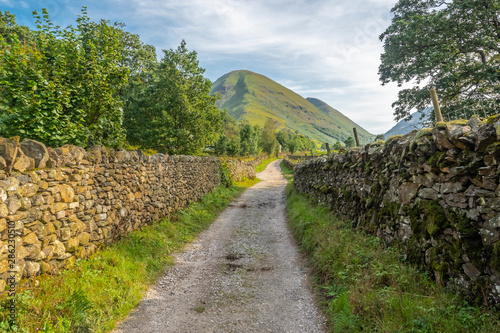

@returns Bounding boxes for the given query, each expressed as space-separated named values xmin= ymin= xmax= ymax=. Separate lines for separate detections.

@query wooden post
xmin=353 ymin=127 xmax=360 ymax=147
xmin=325 ymin=143 xmax=331 ymax=156
xmin=310 ymin=150 xmax=314 ymax=158
xmin=430 ymin=88 xmax=444 ymax=122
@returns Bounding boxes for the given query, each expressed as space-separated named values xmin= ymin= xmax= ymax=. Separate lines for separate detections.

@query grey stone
xmin=21 ymin=139 xmax=49 ymax=169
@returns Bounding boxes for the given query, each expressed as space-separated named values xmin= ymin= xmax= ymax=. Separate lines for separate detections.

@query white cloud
xmin=27 ymin=0 xmax=403 ymax=134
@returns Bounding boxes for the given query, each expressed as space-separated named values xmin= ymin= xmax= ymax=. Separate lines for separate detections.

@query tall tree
xmin=0 ymin=8 xmax=129 ymax=147
xmin=261 ymin=118 xmax=279 ymax=155
xmin=0 ymin=10 xmax=32 ymax=43
xmin=124 ymin=40 xmax=225 ymax=155
xmin=240 ymin=123 xmax=261 ymax=156
xmin=379 ymin=0 xmax=500 ymax=121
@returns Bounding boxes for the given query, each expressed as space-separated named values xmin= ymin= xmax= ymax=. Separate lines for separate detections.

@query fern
xmin=62 ymin=289 xmax=94 ymax=332
xmin=329 ymin=292 xmax=360 ymax=332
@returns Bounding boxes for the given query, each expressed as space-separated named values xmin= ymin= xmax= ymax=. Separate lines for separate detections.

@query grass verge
xmin=285 ymin=182 xmax=499 ymax=332
xmin=255 ymin=156 xmax=280 ymax=173
xmin=0 ymin=178 xmax=259 ymax=332
xmin=280 ymin=160 xmax=294 ymax=180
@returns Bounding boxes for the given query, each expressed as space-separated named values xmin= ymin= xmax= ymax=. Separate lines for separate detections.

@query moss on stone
xmin=435 ymin=122 xmax=448 ymax=129
xmin=370 ymin=140 xmax=385 ymax=147
xmin=410 ymin=128 xmax=434 ymax=152
xmin=429 ymin=151 xmax=446 ymax=167
xmin=384 ymin=135 xmax=403 ymax=147
xmin=491 ymin=242 xmax=500 ymax=271
xmin=486 ymin=115 xmax=499 ymax=124
xmin=447 ymin=119 xmax=468 ymax=126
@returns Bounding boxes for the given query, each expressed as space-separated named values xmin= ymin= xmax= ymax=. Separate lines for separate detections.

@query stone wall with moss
xmin=282 ymin=156 xmax=297 ymax=171
xmin=294 ymin=115 xmax=500 ymax=306
xmin=227 ymin=158 xmax=259 ymax=181
xmin=0 ymin=137 xmax=224 ymax=292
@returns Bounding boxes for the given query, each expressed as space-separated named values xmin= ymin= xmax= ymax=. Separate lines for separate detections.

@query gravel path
xmin=113 ymin=160 xmax=327 ymax=333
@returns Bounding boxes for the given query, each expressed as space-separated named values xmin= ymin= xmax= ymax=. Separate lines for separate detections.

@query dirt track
xmin=114 ymin=160 xmax=326 ymax=333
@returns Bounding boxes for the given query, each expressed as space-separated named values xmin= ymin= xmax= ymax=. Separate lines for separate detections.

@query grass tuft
xmin=280 ymin=160 xmax=294 ymax=180
xmin=285 ymin=182 xmax=499 ymax=332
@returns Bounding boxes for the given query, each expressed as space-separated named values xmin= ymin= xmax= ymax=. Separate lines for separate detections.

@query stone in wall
xmin=227 ymin=158 xmax=258 ymax=181
xmin=293 ymin=115 xmax=500 ymax=307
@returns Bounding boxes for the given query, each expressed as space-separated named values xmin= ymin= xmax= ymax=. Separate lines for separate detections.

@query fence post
xmin=430 ymin=88 xmax=444 ymax=122
xmin=353 ymin=128 xmax=360 ymax=147
xmin=325 ymin=143 xmax=331 ymax=156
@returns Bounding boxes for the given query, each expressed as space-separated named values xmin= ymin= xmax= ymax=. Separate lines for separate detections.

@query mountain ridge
xmin=384 ymin=107 xmax=433 ymax=139
xmin=210 ymin=70 xmax=374 ymax=144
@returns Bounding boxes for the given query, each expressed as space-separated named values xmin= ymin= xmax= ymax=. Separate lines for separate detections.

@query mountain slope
xmin=384 ymin=107 xmax=433 ymax=139
xmin=211 ymin=70 xmax=374 ymax=144
xmin=306 ymin=97 xmax=374 ymax=144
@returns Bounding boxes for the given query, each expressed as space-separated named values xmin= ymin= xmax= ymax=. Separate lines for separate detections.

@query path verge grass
xmin=255 ymin=156 xmax=279 ymax=173
xmin=280 ymin=160 xmax=294 ymax=180
xmin=0 ymin=178 xmax=259 ymax=333
xmin=285 ymin=182 xmax=499 ymax=332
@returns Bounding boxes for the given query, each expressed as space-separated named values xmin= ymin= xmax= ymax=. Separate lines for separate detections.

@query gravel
xmin=113 ymin=160 xmax=327 ymax=333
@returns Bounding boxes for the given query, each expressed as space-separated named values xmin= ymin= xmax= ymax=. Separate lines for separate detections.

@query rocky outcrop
xmin=0 ymin=140 xmax=223 ymax=291
xmin=294 ymin=115 xmax=500 ymax=306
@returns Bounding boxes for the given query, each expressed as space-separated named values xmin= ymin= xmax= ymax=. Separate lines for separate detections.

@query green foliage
xmin=240 ymin=123 xmax=261 ymax=155
xmin=344 ymin=136 xmax=355 ymax=148
xmin=211 ymin=117 xmax=261 ymax=157
xmin=277 ymin=129 xmax=315 ymax=153
xmin=0 ymin=8 xmax=129 ymax=147
xmin=124 ymin=40 xmax=225 ymax=155
xmin=218 ymin=157 xmax=233 ymax=187
xmin=214 ymin=114 xmax=315 ymax=157
xmin=284 ymin=183 xmax=499 ymax=332
xmin=379 ymin=0 xmax=500 ymax=122
xmin=0 ymin=10 xmax=32 ymax=44
xmin=280 ymin=160 xmax=294 ymax=180
xmin=260 ymin=118 xmax=280 ymax=155
xmin=332 ymin=140 xmax=344 ymax=150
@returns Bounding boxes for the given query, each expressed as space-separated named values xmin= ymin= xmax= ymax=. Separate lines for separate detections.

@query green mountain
xmin=210 ymin=70 xmax=374 ymax=144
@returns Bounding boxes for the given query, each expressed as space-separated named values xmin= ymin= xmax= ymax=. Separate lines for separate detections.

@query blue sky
xmin=2 ymin=0 xmax=407 ymax=134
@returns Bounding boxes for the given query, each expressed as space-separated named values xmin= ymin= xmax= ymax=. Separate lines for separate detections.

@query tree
xmin=379 ymin=0 xmax=500 ymax=122
xmin=374 ymin=134 xmax=385 ymax=141
xmin=0 ymin=8 xmax=129 ymax=147
xmin=261 ymin=118 xmax=279 ymax=155
xmin=0 ymin=10 xmax=32 ymax=43
xmin=344 ymin=136 xmax=355 ymax=148
xmin=332 ymin=141 xmax=343 ymax=150
xmin=124 ymin=40 xmax=225 ymax=155
xmin=240 ymin=123 xmax=261 ymax=156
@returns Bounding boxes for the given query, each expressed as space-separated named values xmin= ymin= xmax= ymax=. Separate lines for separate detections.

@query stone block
xmin=23 ymin=261 xmax=40 ymax=277
xmin=21 ymin=139 xmax=49 ymax=169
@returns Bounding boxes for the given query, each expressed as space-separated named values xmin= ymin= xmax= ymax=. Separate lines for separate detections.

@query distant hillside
xmin=384 ymin=107 xmax=433 ymax=139
xmin=210 ymin=70 xmax=374 ymax=144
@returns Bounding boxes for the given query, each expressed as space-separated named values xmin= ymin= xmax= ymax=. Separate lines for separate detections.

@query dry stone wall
xmin=0 ymin=137 xmax=224 ymax=292
xmin=282 ymin=156 xmax=297 ymax=170
xmin=294 ymin=115 xmax=500 ymax=305
xmin=227 ymin=157 xmax=260 ymax=181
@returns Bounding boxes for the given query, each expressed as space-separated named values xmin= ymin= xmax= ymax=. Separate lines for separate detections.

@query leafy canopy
xmin=124 ymin=40 xmax=225 ymax=155
xmin=379 ymin=0 xmax=500 ymax=121
xmin=0 ymin=8 xmax=129 ymax=147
